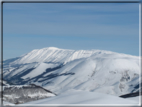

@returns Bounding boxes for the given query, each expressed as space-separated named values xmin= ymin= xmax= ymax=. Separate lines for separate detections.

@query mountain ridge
xmin=3 ymin=47 xmax=140 ymax=96
xmin=5 ymin=47 xmax=139 ymax=65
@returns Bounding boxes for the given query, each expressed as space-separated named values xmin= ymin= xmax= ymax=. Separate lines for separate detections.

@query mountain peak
xmin=9 ymin=47 xmax=138 ymax=65
xmin=47 ymin=47 xmax=59 ymax=50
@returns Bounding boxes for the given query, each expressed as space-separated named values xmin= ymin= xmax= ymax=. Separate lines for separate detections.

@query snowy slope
xmin=3 ymin=47 xmax=140 ymax=96
xmin=21 ymin=89 xmax=139 ymax=105
xmin=3 ymin=101 xmax=15 ymax=106
xmin=41 ymin=52 xmax=140 ymax=96
xmin=9 ymin=47 xmax=102 ymax=65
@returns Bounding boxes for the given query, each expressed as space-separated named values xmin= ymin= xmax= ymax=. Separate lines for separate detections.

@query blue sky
xmin=3 ymin=3 xmax=139 ymax=59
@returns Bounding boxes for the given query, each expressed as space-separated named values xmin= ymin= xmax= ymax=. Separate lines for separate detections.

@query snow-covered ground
xmin=2 ymin=47 xmax=141 ymax=105
xmin=3 ymin=101 xmax=15 ymax=106
xmin=127 ymin=96 xmax=141 ymax=102
xmin=19 ymin=89 xmax=140 ymax=106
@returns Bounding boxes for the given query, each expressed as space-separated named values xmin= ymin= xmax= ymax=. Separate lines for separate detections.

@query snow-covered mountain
xmin=3 ymin=47 xmax=141 ymax=96
xmin=3 ymin=47 xmax=116 ymax=65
